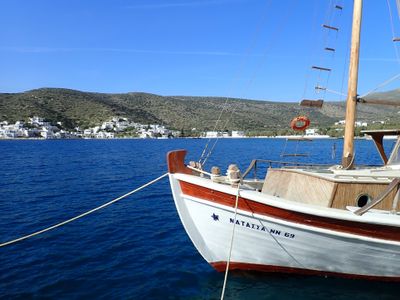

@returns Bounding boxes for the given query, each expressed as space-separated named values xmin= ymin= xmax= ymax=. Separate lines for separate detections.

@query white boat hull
xmin=167 ymin=151 xmax=400 ymax=281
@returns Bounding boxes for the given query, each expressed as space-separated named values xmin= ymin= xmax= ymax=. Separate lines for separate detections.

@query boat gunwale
xmin=173 ymin=172 xmax=400 ymax=228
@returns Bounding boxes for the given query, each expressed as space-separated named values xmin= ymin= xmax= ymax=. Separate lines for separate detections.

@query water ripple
xmin=0 ymin=139 xmax=397 ymax=299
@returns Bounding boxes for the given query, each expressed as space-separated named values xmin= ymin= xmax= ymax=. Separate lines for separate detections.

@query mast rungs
xmin=312 ymin=65 xmax=331 ymax=72
xmin=300 ymin=99 xmax=324 ymax=108
xmin=335 ymin=5 xmax=343 ymax=10
xmin=325 ymin=47 xmax=335 ymax=52
xmin=323 ymin=24 xmax=339 ymax=31
xmin=393 ymin=37 xmax=400 ymax=42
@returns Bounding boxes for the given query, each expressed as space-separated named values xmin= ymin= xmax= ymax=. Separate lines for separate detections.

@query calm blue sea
xmin=0 ymin=138 xmax=398 ymax=299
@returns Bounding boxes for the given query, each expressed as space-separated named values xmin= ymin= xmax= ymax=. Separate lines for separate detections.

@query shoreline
xmin=0 ymin=136 xmax=345 ymax=141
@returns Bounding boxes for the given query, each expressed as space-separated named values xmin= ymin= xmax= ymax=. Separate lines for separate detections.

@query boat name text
xmin=230 ymin=218 xmax=295 ymax=239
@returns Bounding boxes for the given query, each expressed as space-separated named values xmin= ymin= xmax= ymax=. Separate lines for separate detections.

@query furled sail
xmin=359 ymin=89 xmax=400 ymax=106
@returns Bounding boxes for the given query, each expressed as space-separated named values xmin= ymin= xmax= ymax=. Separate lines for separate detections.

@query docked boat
xmin=167 ymin=0 xmax=400 ymax=281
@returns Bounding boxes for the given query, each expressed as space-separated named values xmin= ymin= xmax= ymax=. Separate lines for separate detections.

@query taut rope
xmin=0 ymin=173 xmax=169 ymax=248
xmin=220 ymin=184 xmax=241 ymax=300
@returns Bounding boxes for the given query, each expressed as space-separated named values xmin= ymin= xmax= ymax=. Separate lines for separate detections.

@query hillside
xmin=1 ymin=88 xmax=399 ymax=132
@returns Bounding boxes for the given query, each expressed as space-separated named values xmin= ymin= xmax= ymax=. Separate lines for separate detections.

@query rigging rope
xmin=339 ymin=21 xmax=350 ymax=101
xmin=198 ymin=0 xmax=274 ymax=166
xmin=303 ymin=0 xmax=343 ymax=104
xmin=356 ymin=1 xmax=400 ymax=99
xmin=198 ymin=0 xmax=274 ymax=165
xmin=220 ymin=184 xmax=241 ymax=300
xmin=294 ymin=1 xmax=344 ymax=146
xmin=360 ymin=72 xmax=400 ymax=98
xmin=397 ymin=0 xmax=400 ymax=21
xmin=202 ymin=0 xmax=298 ymax=166
xmin=0 ymin=173 xmax=169 ymax=248
xmin=386 ymin=0 xmax=400 ymax=64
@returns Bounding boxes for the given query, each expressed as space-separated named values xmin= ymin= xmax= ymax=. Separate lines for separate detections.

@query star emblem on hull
xmin=211 ymin=213 xmax=219 ymax=221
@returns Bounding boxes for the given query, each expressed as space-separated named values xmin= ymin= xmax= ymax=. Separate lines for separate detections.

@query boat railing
xmin=241 ymin=159 xmax=331 ymax=180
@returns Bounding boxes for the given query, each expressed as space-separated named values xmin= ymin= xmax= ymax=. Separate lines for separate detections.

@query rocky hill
xmin=1 ymin=88 xmax=399 ymax=133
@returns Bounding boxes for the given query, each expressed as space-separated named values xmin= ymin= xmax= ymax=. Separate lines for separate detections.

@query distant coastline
xmin=1 ymin=88 xmax=398 ymax=139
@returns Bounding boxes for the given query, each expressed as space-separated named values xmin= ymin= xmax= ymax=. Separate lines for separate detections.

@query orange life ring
xmin=290 ymin=116 xmax=310 ymax=131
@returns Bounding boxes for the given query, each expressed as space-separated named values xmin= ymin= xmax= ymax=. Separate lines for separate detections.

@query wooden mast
xmin=342 ymin=0 xmax=363 ymax=169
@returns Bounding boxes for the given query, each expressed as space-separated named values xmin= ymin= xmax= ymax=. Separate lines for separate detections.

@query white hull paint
xmin=169 ymin=173 xmax=400 ymax=280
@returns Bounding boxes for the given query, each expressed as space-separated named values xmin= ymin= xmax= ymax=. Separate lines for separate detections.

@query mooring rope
xmin=220 ymin=184 xmax=241 ymax=300
xmin=0 ymin=173 xmax=169 ymax=248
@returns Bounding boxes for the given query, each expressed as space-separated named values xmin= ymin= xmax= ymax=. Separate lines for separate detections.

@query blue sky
xmin=1 ymin=0 xmax=400 ymax=101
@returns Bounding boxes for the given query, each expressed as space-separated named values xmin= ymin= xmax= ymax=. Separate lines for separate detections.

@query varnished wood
xmin=342 ymin=0 xmax=363 ymax=169
xmin=330 ymin=182 xmax=399 ymax=211
xmin=359 ymin=97 xmax=400 ymax=106
xmin=167 ymin=150 xmax=192 ymax=174
xmin=361 ymin=130 xmax=400 ymax=164
xmin=300 ymin=99 xmax=324 ymax=108
xmin=262 ymin=169 xmax=399 ymax=211
xmin=327 ymin=182 xmax=339 ymax=207
xmin=354 ymin=178 xmax=400 ymax=215
xmin=371 ymin=133 xmax=387 ymax=164
xmin=262 ymin=169 xmax=335 ymax=206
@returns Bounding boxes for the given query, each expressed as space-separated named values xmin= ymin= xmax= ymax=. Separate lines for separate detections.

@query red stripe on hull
xmin=211 ymin=261 xmax=400 ymax=282
xmin=179 ymin=181 xmax=400 ymax=242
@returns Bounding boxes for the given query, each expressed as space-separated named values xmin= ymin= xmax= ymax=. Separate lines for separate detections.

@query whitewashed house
xmin=231 ymin=131 xmax=245 ymax=138
xmin=205 ymin=131 xmax=219 ymax=138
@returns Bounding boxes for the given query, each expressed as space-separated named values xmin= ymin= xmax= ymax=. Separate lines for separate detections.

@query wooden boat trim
xmin=370 ymin=132 xmax=388 ymax=163
xmin=168 ymin=151 xmax=399 ymax=220
xmin=327 ymin=182 xmax=339 ymax=207
xmin=267 ymin=168 xmax=394 ymax=184
xmin=210 ymin=262 xmax=400 ymax=282
xmin=167 ymin=150 xmax=192 ymax=175
xmin=178 ymin=180 xmax=400 ymax=242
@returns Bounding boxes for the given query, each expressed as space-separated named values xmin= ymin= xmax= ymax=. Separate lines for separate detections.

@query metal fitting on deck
xmin=226 ymin=164 xmax=241 ymax=185
xmin=189 ymin=161 xmax=203 ymax=176
xmin=211 ymin=166 xmax=221 ymax=182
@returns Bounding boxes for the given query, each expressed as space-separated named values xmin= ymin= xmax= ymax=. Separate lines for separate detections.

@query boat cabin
xmin=261 ymin=131 xmax=400 ymax=212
